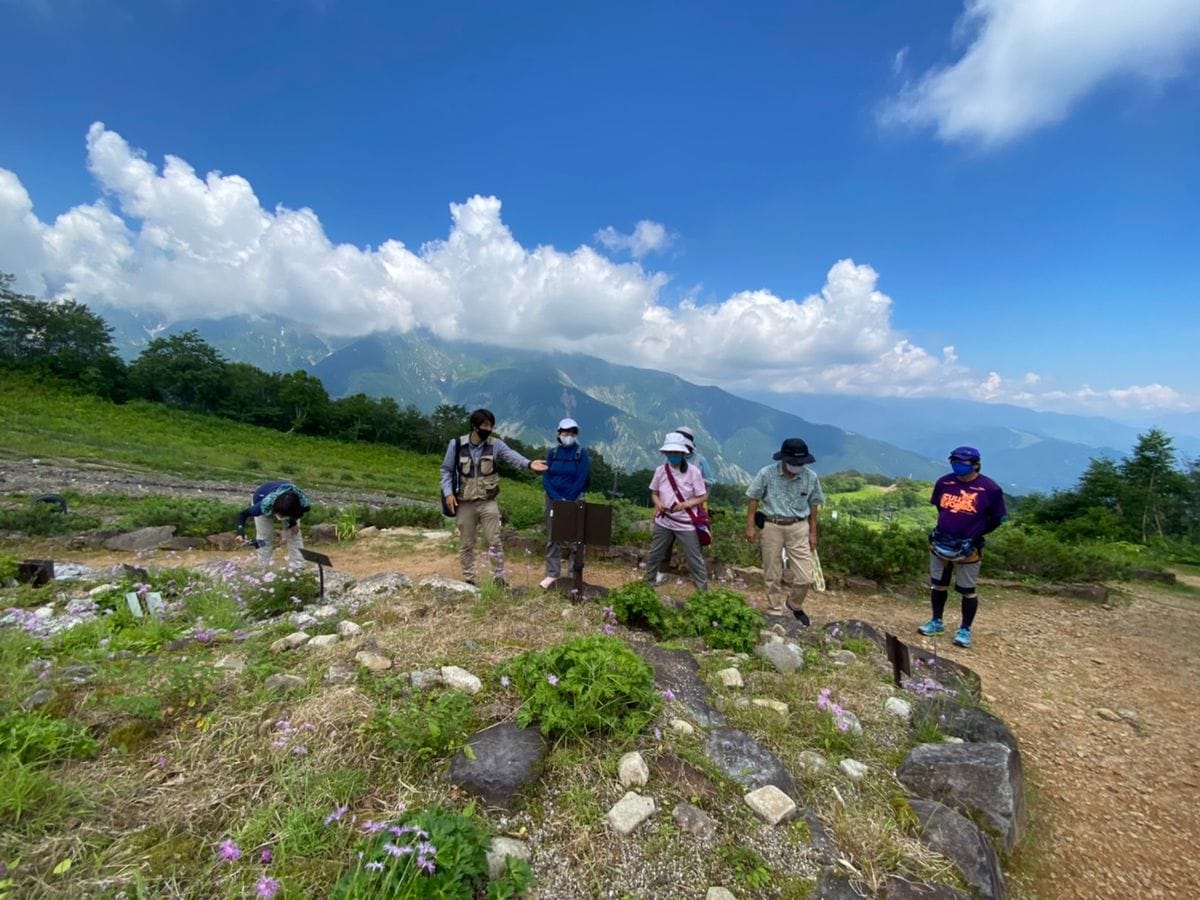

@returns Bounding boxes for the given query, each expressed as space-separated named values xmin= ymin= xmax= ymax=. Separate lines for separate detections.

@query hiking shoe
xmin=654 ymin=573 xmax=669 ymax=586
xmin=953 ymin=627 xmax=972 ymax=648
xmin=917 ymin=619 xmax=944 ymax=636
xmin=790 ymin=606 xmax=811 ymax=627
xmin=539 ymin=576 xmax=556 ymax=590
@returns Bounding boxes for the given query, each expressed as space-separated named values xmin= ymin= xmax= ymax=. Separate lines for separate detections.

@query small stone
xmin=264 ymin=673 xmax=305 ymax=695
xmin=441 ymin=666 xmax=482 ymax=694
xmin=312 ymin=604 xmax=339 ymax=620
xmin=839 ymin=758 xmax=868 ymax=781
xmin=291 ymin=612 xmax=319 ymax=628
xmin=717 ymin=667 xmax=744 ymax=688
xmin=833 ymin=710 xmax=863 ymax=735
xmin=309 ymin=634 xmax=340 ymax=649
xmin=618 ymin=751 xmax=650 ymax=788
xmin=606 ymin=791 xmax=656 ymax=835
xmin=743 ymin=784 xmax=796 ymax=825
xmin=758 ymin=641 xmax=805 ymax=673
xmin=271 ymin=631 xmax=311 ymax=653
xmin=752 ymin=698 xmax=789 ymax=716
xmin=88 ymin=583 xmax=119 ymax=597
xmin=670 ymin=719 xmax=696 ymax=736
xmin=213 ymin=655 xmax=246 ymax=674
xmin=486 ymin=836 xmax=531 ymax=880
xmin=1095 ymin=708 xmax=1123 ymax=722
xmin=944 ymin=736 xmax=965 ymax=744
xmin=1030 ymin=702 xmax=1054 ymax=714
xmin=884 ymin=697 xmax=913 ymax=721
xmin=355 ymin=650 xmax=393 ymax=672
xmin=707 ymin=889 xmax=738 ymax=900
xmin=337 ymin=620 xmax=363 ymax=637
xmin=798 ymin=750 xmax=828 ymax=774
xmin=409 ymin=668 xmax=443 ymax=690
xmin=829 ymin=649 xmax=857 ymax=667
xmin=673 ymin=802 xmax=718 ymax=839
xmin=21 ymin=688 xmax=53 ymax=710
xmin=323 ymin=663 xmax=355 ymax=685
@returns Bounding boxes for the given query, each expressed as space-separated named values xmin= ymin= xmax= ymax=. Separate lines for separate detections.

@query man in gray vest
xmin=440 ymin=408 xmax=548 ymax=586
xmin=745 ymin=438 xmax=825 ymax=625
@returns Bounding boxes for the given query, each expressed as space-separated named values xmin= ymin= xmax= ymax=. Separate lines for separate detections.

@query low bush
xmin=606 ymin=581 xmax=677 ymax=636
xmin=0 ymin=712 xmax=98 ymax=766
xmin=819 ymin=518 xmax=928 ymax=583
xmin=369 ymin=690 xmax=476 ymax=762
xmin=0 ymin=503 xmax=101 ymax=536
xmin=984 ymin=525 xmax=1132 ymax=582
xmin=237 ymin=567 xmax=322 ymax=618
xmin=678 ymin=588 xmax=765 ymax=653
xmin=499 ymin=636 xmax=659 ymax=741
xmin=117 ymin=496 xmax=241 ymax=536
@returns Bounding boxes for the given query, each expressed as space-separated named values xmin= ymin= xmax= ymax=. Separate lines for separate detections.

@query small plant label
xmin=124 ymin=591 xmax=144 ymax=618
xmin=125 ymin=591 xmax=166 ymax=618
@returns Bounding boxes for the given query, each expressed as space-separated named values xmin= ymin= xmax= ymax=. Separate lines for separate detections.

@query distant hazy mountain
xmin=747 ymin=392 xmax=1200 ymax=494
xmin=99 ymin=309 xmax=1189 ymax=493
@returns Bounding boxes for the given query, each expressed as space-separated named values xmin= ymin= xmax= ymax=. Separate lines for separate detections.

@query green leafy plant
xmin=678 ymin=588 xmax=764 ymax=653
xmin=331 ymin=805 xmax=532 ymax=900
xmin=499 ymin=636 xmax=659 ymax=741
xmin=718 ymin=844 xmax=773 ymax=891
xmin=335 ymin=505 xmax=360 ymax=541
xmin=606 ymin=581 xmax=677 ymax=636
xmin=241 ymin=567 xmax=321 ymax=618
xmin=0 ymin=503 xmax=100 ymax=536
xmin=369 ymin=690 xmax=476 ymax=762
xmin=0 ymin=712 xmax=98 ymax=766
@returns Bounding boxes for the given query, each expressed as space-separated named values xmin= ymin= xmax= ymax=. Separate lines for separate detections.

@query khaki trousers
xmin=760 ymin=519 xmax=812 ymax=611
xmin=457 ymin=499 xmax=502 ymax=581
xmin=254 ymin=515 xmax=304 ymax=568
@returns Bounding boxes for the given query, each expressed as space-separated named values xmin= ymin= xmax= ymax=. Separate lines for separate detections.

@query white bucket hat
xmin=659 ymin=431 xmax=690 ymax=453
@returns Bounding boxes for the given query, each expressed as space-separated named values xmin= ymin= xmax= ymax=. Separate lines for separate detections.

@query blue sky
xmin=2 ymin=0 xmax=1199 ymax=422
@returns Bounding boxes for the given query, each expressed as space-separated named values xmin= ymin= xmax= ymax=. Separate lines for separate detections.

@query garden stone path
xmin=23 ymin=488 xmax=1200 ymax=899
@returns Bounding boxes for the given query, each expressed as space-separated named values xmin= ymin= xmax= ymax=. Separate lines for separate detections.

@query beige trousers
xmin=457 ymin=499 xmax=503 ymax=581
xmin=760 ymin=519 xmax=812 ymax=611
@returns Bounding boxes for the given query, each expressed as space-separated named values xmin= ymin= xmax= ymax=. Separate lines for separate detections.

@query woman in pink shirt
xmin=643 ymin=432 xmax=709 ymax=592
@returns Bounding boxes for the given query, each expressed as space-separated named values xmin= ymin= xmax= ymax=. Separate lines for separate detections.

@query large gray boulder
xmin=346 ymin=572 xmax=414 ymax=601
xmin=909 ymin=799 xmax=1006 ymax=899
xmin=704 ymin=726 xmax=799 ymax=799
xmin=104 ymin=525 xmax=177 ymax=551
xmin=897 ymin=742 xmax=1025 ymax=853
xmin=636 ymin=644 xmax=725 ymax=727
xmin=447 ymin=723 xmax=547 ymax=810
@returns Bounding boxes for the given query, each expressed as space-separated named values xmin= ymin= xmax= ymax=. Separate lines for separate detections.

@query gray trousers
xmin=643 ymin=524 xmax=708 ymax=592
xmin=544 ymin=498 xmax=584 ymax=578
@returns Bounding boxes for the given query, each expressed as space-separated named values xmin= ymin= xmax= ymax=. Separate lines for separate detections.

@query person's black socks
xmin=930 ymin=588 xmax=948 ymax=622
xmin=962 ymin=595 xmax=979 ymax=629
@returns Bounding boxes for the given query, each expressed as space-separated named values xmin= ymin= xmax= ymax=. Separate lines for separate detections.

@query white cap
xmin=660 ymin=431 xmax=690 ymax=453
xmin=557 ymin=418 xmax=579 ymax=432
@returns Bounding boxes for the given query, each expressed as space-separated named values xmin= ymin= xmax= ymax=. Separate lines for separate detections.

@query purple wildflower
xmin=291 ymin=745 xmax=308 ymax=756
xmin=217 ymin=838 xmax=241 ymax=862
xmin=256 ymin=875 xmax=280 ymax=899
xmin=360 ymin=820 xmax=388 ymax=834
xmin=500 ymin=675 xmax=510 ymax=688
xmin=383 ymin=842 xmax=413 ymax=857
xmin=546 ymin=674 xmax=559 ymax=686
xmin=260 ymin=849 xmax=273 ymax=863
xmin=365 ymin=860 xmax=384 ymax=871
xmin=324 ymin=804 xmax=348 ymax=825
xmin=418 ymin=856 xmax=436 ymax=875
xmin=661 ymin=688 xmax=676 ymax=702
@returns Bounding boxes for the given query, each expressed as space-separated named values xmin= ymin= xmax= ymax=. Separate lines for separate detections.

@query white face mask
xmin=784 ymin=463 xmax=805 ymax=475
xmin=558 ymin=434 xmax=576 ymax=447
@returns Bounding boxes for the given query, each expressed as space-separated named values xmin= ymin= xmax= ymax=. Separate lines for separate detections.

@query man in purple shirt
xmin=917 ymin=445 xmax=1007 ymax=649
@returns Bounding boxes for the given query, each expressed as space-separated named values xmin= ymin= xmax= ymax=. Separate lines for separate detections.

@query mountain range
xmin=97 ymin=307 xmax=1198 ymax=495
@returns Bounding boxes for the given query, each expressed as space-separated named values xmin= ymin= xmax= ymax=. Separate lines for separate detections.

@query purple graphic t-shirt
xmin=930 ymin=473 xmax=1007 ymax=541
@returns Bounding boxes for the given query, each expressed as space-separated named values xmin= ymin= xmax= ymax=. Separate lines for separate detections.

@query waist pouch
xmin=930 ymin=528 xmax=980 ymax=562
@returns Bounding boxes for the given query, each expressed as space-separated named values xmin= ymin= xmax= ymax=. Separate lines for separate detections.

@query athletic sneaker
xmin=953 ymin=627 xmax=972 ymax=648
xmin=917 ymin=619 xmax=944 ymax=636
xmin=654 ymin=573 xmax=669 ymax=586
xmin=539 ymin=576 xmax=556 ymax=590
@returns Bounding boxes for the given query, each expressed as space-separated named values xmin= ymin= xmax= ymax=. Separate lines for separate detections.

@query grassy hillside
xmin=0 ymin=373 xmax=544 ymax=523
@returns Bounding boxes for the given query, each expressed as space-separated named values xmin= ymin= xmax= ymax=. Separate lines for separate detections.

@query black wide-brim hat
xmin=772 ymin=437 xmax=815 ymax=465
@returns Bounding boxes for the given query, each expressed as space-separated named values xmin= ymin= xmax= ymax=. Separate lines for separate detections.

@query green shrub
xmin=369 ymin=690 xmax=476 ymax=761
xmin=606 ymin=581 xmax=677 ymax=636
xmin=0 ymin=712 xmax=98 ymax=766
xmin=984 ymin=525 xmax=1131 ymax=582
xmin=236 ymin=567 xmax=321 ymax=618
xmin=819 ymin=518 xmax=928 ymax=583
xmin=364 ymin=505 xmax=445 ymax=530
xmin=0 ymin=503 xmax=101 ymax=536
xmin=0 ymin=552 xmax=18 ymax=582
xmin=500 ymin=636 xmax=659 ymax=741
xmin=117 ymin=497 xmax=241 ymax=536
xmin=331 ymin=805 xmax=532 ymax=900
xmin=678 ymin=588 xmax=764 ymax=653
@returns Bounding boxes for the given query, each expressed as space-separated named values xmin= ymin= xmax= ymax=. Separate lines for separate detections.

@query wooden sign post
xmin=885 ymin=632 xmax=912 ymax=688
xmin=548 ymin=501 xmax=613 ymax=598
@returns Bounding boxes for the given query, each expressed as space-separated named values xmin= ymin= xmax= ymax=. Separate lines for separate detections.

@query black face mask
xmin=476 ymin=428 xmax=493 ymax=441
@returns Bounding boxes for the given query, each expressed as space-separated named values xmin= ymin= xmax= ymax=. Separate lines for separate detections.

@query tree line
xmin=0 ymin=275 xmax=666 ymax=500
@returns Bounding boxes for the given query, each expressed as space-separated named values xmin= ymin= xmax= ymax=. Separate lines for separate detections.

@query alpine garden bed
xmin=0 ymin=553 xmax=1024 ymax=899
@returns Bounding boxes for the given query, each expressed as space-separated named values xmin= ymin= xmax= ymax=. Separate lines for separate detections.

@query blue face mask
xmin=951 ymin=460 xmax=976 ymax=477
xmin=665 ymin=454 xmax=684 ymax=466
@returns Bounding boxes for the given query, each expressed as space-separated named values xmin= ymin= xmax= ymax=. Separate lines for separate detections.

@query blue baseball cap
xmin=949 ymin=446 xmax=980 ymax=462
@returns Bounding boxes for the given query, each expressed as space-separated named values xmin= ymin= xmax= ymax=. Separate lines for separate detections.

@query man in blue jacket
xmin=235 ymin=481 xmax=311 ymax=567
xmin=540 ymin=418 xmax=591 ymax=589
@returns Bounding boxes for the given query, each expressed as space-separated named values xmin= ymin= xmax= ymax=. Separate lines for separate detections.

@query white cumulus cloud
xmin=881 ymin=0 xmax=1200 ymax=145
xmin=594 ymin=220 xmax=675 ymax=259
xmin=0 ymin=124 xmax=1193 ymax=415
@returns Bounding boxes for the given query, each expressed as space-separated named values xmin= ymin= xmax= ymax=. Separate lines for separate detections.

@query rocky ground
xmin=5 ymin=459 xmax=1200 ymax=898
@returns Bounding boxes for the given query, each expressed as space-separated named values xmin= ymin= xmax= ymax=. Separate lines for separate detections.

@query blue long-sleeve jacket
xmin=542 ymin=445 xmax=591 ymax=501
